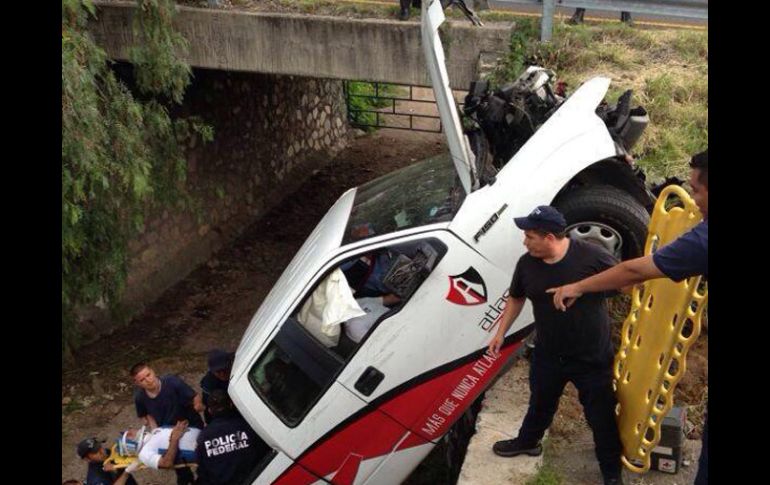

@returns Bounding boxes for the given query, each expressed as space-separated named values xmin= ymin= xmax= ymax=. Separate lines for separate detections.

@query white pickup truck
xmin=227 ymin=1 xmax=654 ymax=483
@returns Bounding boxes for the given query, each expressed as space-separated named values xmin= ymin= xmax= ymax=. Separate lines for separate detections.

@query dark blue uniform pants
xmin=517 ymin=353 xmax=623 ymax=479
xmin=175 ymin=465 xmax=195 ymax=485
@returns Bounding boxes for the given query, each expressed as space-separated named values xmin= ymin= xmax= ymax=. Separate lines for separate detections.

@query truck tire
xmin=554 ymin=184 xmax=650 ymax=260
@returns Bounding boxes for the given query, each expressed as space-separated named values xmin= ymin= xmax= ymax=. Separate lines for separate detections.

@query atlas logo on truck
xmin=446 ymin=267 xmax=487 ymax=305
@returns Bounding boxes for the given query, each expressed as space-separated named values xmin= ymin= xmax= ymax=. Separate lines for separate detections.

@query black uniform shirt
xmin=510 ymin=239 xmax=619 ymax=366
xmin=85 ymin=450 xmax=138 ymax=485
xmin=195 ymin=411 xmax=271 ymax=485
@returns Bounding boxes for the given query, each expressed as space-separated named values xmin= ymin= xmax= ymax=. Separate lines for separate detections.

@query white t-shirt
xmin=138 ymin=426 xmax=201 ymax=469
xmin=345 ymin=297 xmax=390 ymax=343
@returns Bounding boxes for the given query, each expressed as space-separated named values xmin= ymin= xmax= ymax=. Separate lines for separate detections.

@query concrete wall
xmin=458 ymin=357 xmax=543 ymax=484
xmin=76 ymin=68 xmax=350 ymax=342
xmin=90 ymin=1 xmax=512 ymax=89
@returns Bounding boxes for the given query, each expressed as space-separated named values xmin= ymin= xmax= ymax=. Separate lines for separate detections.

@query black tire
xmin=554 ymin=185 xmax=650 ymax=260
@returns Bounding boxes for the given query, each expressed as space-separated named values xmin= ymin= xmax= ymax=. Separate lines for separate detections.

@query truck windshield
xmin=342 ymin=153 xmax=466 ymax=245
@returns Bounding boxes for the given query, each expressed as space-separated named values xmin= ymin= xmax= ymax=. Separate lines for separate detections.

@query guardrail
xmin=495 ymin=0 xmax=707 ymax=40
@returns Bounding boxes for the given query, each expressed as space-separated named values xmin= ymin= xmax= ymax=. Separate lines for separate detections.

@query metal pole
xmin=541 ymin=0 xmax=555 ymax=42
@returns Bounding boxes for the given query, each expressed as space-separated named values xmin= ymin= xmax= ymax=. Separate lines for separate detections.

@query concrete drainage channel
xmin=456 ymin=354 xmax=543 ymax=485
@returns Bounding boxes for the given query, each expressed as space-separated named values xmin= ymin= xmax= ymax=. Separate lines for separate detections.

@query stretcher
xmin=614 ymin=185 xmax=708 ymax=473
xmin=104 ymin=443 xmax=197 ymax=470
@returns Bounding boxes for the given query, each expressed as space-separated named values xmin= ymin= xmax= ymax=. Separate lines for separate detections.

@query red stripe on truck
xmin=272 ymin=340 xmax=525 ymax=484
xmin=381 ymin=344 xmax=519 ymax=441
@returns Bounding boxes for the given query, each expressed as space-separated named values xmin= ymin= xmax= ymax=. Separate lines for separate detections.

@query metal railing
xmin=344 ymin=82 xmax=448 ymax=133
xmin=495 ymin=0 xmax=707 ymax=40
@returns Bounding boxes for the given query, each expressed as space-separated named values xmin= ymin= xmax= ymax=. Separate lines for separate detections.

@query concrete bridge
xmin=90 ymin=1 xmax=513 ymax=88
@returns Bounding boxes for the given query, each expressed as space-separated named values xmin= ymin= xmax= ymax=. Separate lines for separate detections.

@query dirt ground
xmin=61 ymin=126 xmax=708 ymax=484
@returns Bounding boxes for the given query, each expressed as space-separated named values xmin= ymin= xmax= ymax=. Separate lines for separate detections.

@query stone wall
xmin=77 ymin=68 xmax=350 ymax=342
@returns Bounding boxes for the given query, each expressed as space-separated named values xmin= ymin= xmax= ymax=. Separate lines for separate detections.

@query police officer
xmin=488 ymin=206 xmax=625 ymax=485
xmin=76 ymin=437 xmax=138 ymax=485
xmin=200 ymin=349 xmax=234 ymax=424
xmin=195 ymin=390 xmax=270 ymax=485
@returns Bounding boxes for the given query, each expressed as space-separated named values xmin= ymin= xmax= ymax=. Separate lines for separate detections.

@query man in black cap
xmin=487 ymin=205 xmax=625 ymax=485
xmin=549 ymin=149 xmax=708 ymax=484
xmin=76 ymin=437 xmax=138 ymax=485
xmin=200 ymin=349 xmax=234 ymax=424
xmin=195 ymin=390 xmax=271 ymax=485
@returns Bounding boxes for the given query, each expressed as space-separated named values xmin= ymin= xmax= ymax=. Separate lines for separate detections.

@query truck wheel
xmin=554 ymin=185 xmax=650 ymax=260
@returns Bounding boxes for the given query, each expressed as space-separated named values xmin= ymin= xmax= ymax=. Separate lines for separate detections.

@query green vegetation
xmin=526 ymin=464 xmax=563 ymax=485
xmin=62 ymin=0 xmax=212 ymax=356
xmin=491 ymin=19 xmax=708 ymax=179
xmin=346 ymin=81 xmax=400 ymax=131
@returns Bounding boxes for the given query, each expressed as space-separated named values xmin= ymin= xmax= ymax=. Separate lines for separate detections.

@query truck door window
xmin=248 ymin=238 xmax=446 ymax=426
xmin=248 ymin=317 xmax=344 ymax=426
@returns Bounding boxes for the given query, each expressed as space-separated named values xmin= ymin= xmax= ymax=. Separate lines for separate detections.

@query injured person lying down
xmin=113 ymin=421 xmax=201 ymax=471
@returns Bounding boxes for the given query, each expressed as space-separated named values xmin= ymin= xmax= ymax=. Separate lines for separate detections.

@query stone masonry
xmin=77 ymin=68 xmax=350 ymax=343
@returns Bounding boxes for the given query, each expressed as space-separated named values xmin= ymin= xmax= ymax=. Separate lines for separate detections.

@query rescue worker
xmin=76 ymin=437 xmax=138 ymax=485
xmin=488 ymin=205 xmax=625 ymax=485
xmin=195 ymin=390 xmax=271 ymax=485
xmin=200 ymin=349 xmax=234 ymax=424
xmin=131 ymin=362 xmax=203 ymax=485
xmin=548 ymin=149 xmax=708 ymax=484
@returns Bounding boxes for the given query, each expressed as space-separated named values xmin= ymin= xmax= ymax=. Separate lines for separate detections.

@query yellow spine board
xmin=105 ymin=443 xmax=142 ymax=469
xmin=614 ymin=185 xmax=707 ymax=473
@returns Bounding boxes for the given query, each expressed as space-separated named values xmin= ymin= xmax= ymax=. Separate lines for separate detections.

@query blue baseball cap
xmin=76 ymin=437 xmax=103 ymax=458
xmin=514 ymin=205 xmax=567 ymax=234
xmin=208 ymin=349 xmax=234 ymax=372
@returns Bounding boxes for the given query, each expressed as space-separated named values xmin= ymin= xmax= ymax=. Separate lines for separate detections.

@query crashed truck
xmin=227 ymin=1 xmax=663 ymax=483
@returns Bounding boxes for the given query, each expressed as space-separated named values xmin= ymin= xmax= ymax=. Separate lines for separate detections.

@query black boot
xmin=620 ymin=11 xmax=632 ymax=24
xmin=175 ymin=467 xmax=195 ymax=485
xmin=568 ymin=8 xmax=585 ymax=25
xmin=492 ymin=437 xmax=543 ymax=457
xmin=604 ymin=476 xmax=624 ymax=485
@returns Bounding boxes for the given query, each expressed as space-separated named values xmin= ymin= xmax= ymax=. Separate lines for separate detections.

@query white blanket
xmin=297 ymin=268 xmax=366 ymax=347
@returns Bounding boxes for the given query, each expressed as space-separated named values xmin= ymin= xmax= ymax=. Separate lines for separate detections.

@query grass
xmin=526 ymin=464 xmax=563 ymax=485
xmin=490 ymin=19 xmax=708 ymax=180
xmin=62 ymin=396 xmax=88 ymax=415
xmin=345 ymin=81 xmax=401 ymax=131
xmin=526 ymin=438 xmax=563 ymax=485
